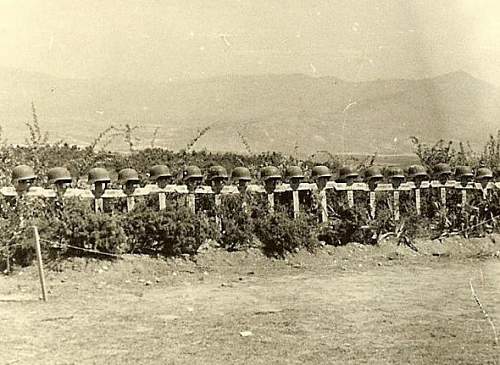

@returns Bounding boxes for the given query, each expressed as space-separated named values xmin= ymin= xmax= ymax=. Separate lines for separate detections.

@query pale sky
xmin=1 ymin=0 xmax=500 ymax=84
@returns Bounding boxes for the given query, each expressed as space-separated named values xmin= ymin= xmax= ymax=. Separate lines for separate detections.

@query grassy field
xmin=1 ymin=237 xmax=500 ymax=364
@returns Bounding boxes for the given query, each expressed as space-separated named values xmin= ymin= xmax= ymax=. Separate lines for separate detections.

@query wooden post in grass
xmin=347 ymin=190 xmax=354 ymax=208
xmin=94 ymin=198 xmax=104 ymax=214
xmin=158 ymin=192 xmax=166 ymax=211
xmin=292 ymin=190 xmax=300 ymax=219
xmin=369 ymin=191 xmax=376 ymax=219
xmin=440 ymin=186 xmax=447 ymax=206
xmin=393 ymin=190 xmax=400 ymax=221
xmin=461 ymin=189 xmax=467 ymax=213
xmin=33 ymin=226 xmax=47 ymax=302
xmin=319 ymin=189 xmax=328 ymax=223
xmin=214 ymin=193 xmax=222 ymax=229
xmin=126 ymin=196 xmax=135 ymax=212
xmin=415 ymin=188 xmax=421 ymax=216
xmin=267 ymin=193 xmax=275 ymax=213
xmin=4 ymin=245 xmax=10 ymax=274
xmin=187 ymin=193 xmax=196 ymax=214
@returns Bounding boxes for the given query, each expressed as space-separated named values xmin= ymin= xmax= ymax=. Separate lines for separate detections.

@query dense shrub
xmin=0 ymin=193 xmax=49 ymax=269
xmin=40 ymin=198 xmax=129 ymax=256
xmin=254 ymin=210 xmax=319 ymax=258
xmin=122 ymin=202 xmax=219 ymax=256
xmin=217 ymin=194 xmax=255 ymax=251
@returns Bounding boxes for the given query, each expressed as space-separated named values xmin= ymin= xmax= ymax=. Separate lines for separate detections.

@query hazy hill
xmin=0 ymin=68 xmax=498 ymax=155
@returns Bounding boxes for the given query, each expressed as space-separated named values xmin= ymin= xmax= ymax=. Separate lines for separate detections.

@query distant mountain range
xmin=1 ymin=68 xmax=499 ymax=156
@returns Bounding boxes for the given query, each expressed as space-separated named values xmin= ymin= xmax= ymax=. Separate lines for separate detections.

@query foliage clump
xmin=254 ymin=209 xmax=319 ymax=258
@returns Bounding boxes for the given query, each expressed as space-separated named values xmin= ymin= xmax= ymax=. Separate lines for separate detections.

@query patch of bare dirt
xmin=1 ymin=236 xmax=500 ymax=364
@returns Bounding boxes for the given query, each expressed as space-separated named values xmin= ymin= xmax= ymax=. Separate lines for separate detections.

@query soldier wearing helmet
xmin=6 ymin=165 xmax=45 ymax=229
xmin=44 ymin=167 xmax=73 ymax=218
xmin=475 ymin=167 xmax=493 ymax=189
xmin=149 ymin=165 xmax=173 ymax=189
xmin=455 ymin=165 xmax=474 ymax=188
xmin=363 ymin=166 xmax=383 ymax=190
xmin=145 ymin=164 xmax=175 ymax=211
xmin=113 ymin=168 xmax=141 ymax=213
xmin=444 ymin=165 xmax=475 ymax=235
xmin=285 ymin=166 xmax=304 ymax=191
xmin=88 ymin=167 xmax=111 ymax=198
xmin=407 ymin=165 xmax=429 ymax=188
xmin=88 ymin=167 xmax=113 ymax=213
xmin=207 ymin=165 xmax=228 ymax=194
xmin=433 ymin=163 xmax=453 ymax=185
xmin=405 ymin=165 xmax=432 ymax=218
xmin=231 ymin=166 xmax=252 ymax=194
xmin=336 ymin=166 xmax=359 ymax=186
xmin=183 ymin=165 xmax=204 ymax=193
xmin=199 ymin=165 xmax=230 ymax=227
xmin=310 ymin=165 xmax=331 ymax=191
xmin=272 ymin=165 xmax=306 ymax=217
xmin=469 ymin=167 xmax=496 ymax=235
xmin=260 ymin=166 xmax=282 ymax=194
xmin=11 ymin=165 xmax=37 ymax=194
xmin=385 ymin=166 xmax=405 ymax=189
xmin=47 ymin=167 xmax=73 ymax=196
xmin=118 ymin=168 xmax=140 ymax=195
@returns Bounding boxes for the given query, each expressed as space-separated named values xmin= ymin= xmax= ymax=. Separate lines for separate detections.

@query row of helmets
xmin=8 ymin=163 xmax=500 ymax=192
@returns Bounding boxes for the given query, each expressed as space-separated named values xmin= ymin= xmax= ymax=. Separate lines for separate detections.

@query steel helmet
xmin=207 ymin=165 xmax=228 ymax=181
xmin=183 ymin=165 xmax=203 ymax=181
xmin=285 ymin=166 xmax=304 ymax=180
xmin=455 ymin=165 xmax=474 ymax=179
xmin=47 ymin=167 xmax=72 ymax=184
xmin=311 ymin=165 xmax=332 ymax=179
xmin=12 ymin=165 xmax=36 ymax=183
xmin=408 ymin=165 xmax=428 ymax=179
xmin=88 ymin=167 xmax=111 ymax=185
xmin=337 ymin=166 xmax=359 ymax=180
xmin=364 ymin=166 xmax=384 ymax=181
xmin=118 ymin=168 xmax=140 ymax=185
xmin=260 ymin=166 xmax=281 ymax=181
xmin=386 ymin=166 xmax=405 ymax=179
xmin=149 ymin=165 xmax=172 ymax=181
xmin=434 ymin=163 xmax=452 ymax=177
xmin=475 ymin=167 xmax=493 ymax=180
xmin=231 ymin=167 xmax=252 ymax=182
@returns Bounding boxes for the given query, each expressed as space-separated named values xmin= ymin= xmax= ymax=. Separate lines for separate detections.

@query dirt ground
xmin=2 ymin=236 xmax=500 ymax=364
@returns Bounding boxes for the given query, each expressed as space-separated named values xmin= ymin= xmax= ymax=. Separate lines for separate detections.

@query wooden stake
xmin=292 ymin=190 xmax=300 ymax=219
xmin=369 ymin=191 xmax=376 ymax=219
xmin=33 ymin=226 xmax=47 ymax=302
xmin=187 ymin=193 xmax=196 ymax=214
xmin=319 ymin=190 xmax=328 ymax=223
xmin=461 ymin=189 xmax=467 ymax=213
xmin=347 ymin=190 xmax=354 ymax=208
xmin=158 ymin=192 xmax=166 ymax=210
xmin=95 ymin=198 xmax=103 ymax=214
xmin=126 ymin=196 xmax=135 ymax=212
xmin=440 ymin=187 xmax=446 ymax=206
xmin=415 ymin=188 xmax=421 ymax=216
xmin=214 ymin=194 xmax=222 ymax=229
xmin=267 ymin=193 xmax=274 ymax=213
xmin=393 ymin=190 xmax=400 ymax=221
xmin=4 ymin=245 xmax=10 ymax=274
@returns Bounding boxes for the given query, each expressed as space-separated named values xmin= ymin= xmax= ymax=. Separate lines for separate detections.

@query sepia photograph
xmin=1 ymin=1 xmax=500 ymax=363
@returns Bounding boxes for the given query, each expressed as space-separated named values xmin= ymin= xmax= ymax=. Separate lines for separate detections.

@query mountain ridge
xmin=0 ymin=68 xmax=498 ymax=155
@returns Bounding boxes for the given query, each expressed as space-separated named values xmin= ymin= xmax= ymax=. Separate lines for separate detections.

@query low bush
xmin=218 ymin=195 xmax=255 ymax=251
xmin=123 ymin=202 xmax=219 ymax=256
xmin=40 ymin=198 xmax=129 ymax=256
xmin=254 ymin=210 xmax=319 ymax=258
